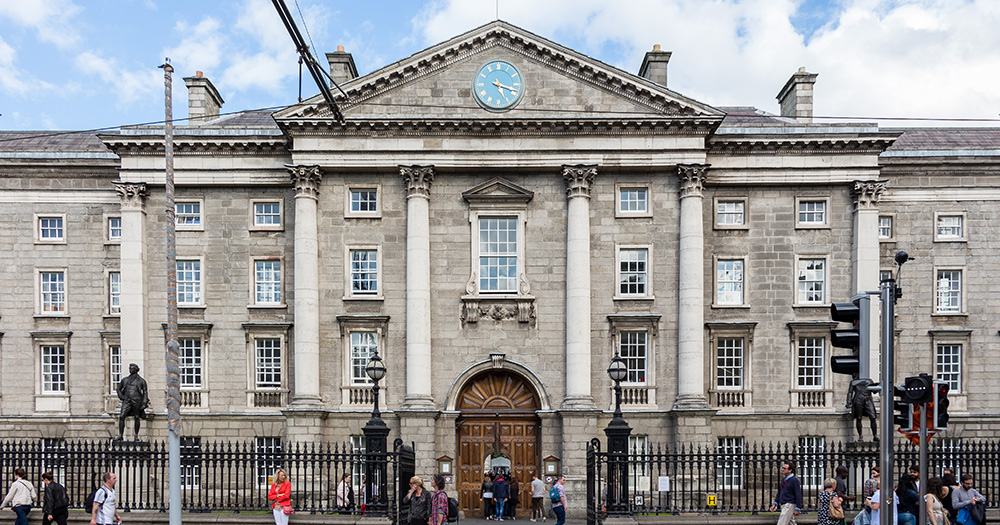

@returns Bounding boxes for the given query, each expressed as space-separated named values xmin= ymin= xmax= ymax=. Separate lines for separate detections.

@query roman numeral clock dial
xmin=473 ymin=60 xmax=524 ymax=112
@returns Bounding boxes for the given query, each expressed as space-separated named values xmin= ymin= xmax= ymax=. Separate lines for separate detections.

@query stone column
xmin=114 ymin=182 xmax=149 ymax=371
xmin=288 ymin=165 xmax=323 ymax=407
xmin=562 ymin=165 xmax=597 ymax=409
xmin=852 ymin=180 xmax=887 ymax=379
xmin=401 ymin=165 xmax=435 ymax=409
xmin=673 ymin=164 xmax=710 ymax=410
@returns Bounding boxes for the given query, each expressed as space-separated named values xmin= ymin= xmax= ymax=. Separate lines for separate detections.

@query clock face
xmin=473 ymin=60 xmax=524 ymax=112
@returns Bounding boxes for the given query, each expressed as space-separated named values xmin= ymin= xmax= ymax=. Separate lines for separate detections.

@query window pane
xmin=619 ymin=331 xmax=647 ymax=384
xmin=176 ymin=202 xmax=201 ymax=226
xmin=109 ymin=344 xmax=122 ymax=394
xmin=716 ymin=260 xmax=744 ymax=305
xmin=350 ymin=250 xmax=378 ymax=295
xmin=878 ymin=216 xmax=892 ymax=239
xmin=717 ymin=201 xmax=745 ymax=225
xmin=350 ymin=189 xmax=378 ymax=213
xmin=798 ymin=436 xmax=825 ymax=488
xmin=180 ymin=437 xmax=202 ymax=489
xmin=936 ymin=270 xmax=961 ymax=313
xmin=179 ymin=338 xmax=202 ymax=389
xmin=109 ymin=272 xmax=121 ymax=314
xmin=255 ymin=437 xmax=283 ymax=486
xmin=177 ymin=261 xmax=201 ymax=304
xmin=108 ymin=217 xmax=122 ymax=240
xmin=41 ymin=345 xmax=66 ymax=393
xmin=937 ymin=216 xmax=963 ymax=238
xmin=255 ymin=260 xmax=282 ymax=304
xmin=716 ymin=437 xmax=744 ymax=489
xmin=39 ymin=217 xmax=64 ymax=240
xmin=41 ymin=271 xmax=66 ymax=312
xmin=351 ymin=332 xmax=377 ymax=384
xmin=797 ymin=259 xmax=825 ymax=304
xmin=255 ymin=338 xmax=282 ymax=389
xmin=619 ymin=248 xmax=648 ymax=296
xmin=479 ymin=217 xmax=518 ymax=292
xmin=619 ymin=187 xmax=648 ymax=213
xmin=798 ymin=201 xmax=826 ymax=224
xmin=936 ymin=344 xmax=962 ymax=393
xmin=716 ymin=338 xmax=744 ymax=389
xmin=254 ymin=202 xmax=281 ymax=226
xmin=797 ymin=337 xmax=824 ymax=389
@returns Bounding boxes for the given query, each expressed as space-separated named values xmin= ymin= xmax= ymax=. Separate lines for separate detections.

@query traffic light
xmin=902 ymin=374 xmax=934 ymax=404
xmin=830 ymin=297 xmax=870 ymax=378
xmin=893 ymin=384 xmax=913 ymax=432
xmin=935 ymin=381 xmax=950 ymax=429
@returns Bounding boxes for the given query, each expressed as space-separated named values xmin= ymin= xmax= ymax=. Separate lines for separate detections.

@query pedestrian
xmin=908 ymin=465 xmax=920 ymax=491
xmin=40 ymin=472 xmax=68 ymax=525
xmin=924 ymin=477 xmax=947 ymax=525
xmin=863 ymin=467 xmax=880 ymax=500
xmin=267 ymin=469 xmax=291 ymax=525
xmin=1 ymin=468 xmax=36 ymax=525
xmin=768 ymin=461 xmax=802 ymax=525
xmin=940 ymin=473 xmax=958 ymax=523
xmin=896 ymin=473 xmax=919 ymax=525
xmin=493 ymin=474 xmax=509 ymax=521
xmin=530 ymin=473 xmax=545 ymax=522
xmin=337 ymin=473 xmax=354 ymax=511
xmin=507 ymin=476 xmax=520 ymax=520
xmin=869 ymin=487 xmax=899 ymax=525
xmin=482 ymin=474 xmax=494 ymax=520
xmin=951 ymin=473 xmax=987 ymax=525
xmin=817 ymin=478 xmax=844 ymax=525
xmin=551 ymin=475 xmax=566 ymax=525
xmin=403 ymin=476 xmax=432 ymax=525
xmin=835 ymin=466 xmax=856 ymax=506
xmin=89 ymin=472 xmax=121 ymax=525
xmin=430 ymin=475 xmax=449 ymax=525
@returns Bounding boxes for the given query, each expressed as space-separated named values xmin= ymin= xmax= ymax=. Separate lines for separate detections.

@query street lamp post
xmin=363 ymin=351 xmax=389 ymax=517
xmin=605 ymin=354 xmax=632 ymax=517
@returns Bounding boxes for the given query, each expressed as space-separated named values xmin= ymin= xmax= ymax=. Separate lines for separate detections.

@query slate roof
xmin=884 ymin=128 xmax=1000 ymax=151
xmin=0 ymin=130 xmax=114 ymax=154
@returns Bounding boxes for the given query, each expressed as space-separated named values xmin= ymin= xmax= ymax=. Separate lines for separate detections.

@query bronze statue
xmin=846 ymin=378 xmax=877 ymax=441
xmin=117 ymin=363 xmax=149 ymax=441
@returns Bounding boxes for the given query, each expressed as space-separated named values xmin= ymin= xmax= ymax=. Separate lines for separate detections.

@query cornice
xmin=278 ymin=117 xmax=721 ymax=138
xmin=709 ymin=137 xmax=896 ymax=155
xmin=100 ymin=138 xmax=288 ymax=157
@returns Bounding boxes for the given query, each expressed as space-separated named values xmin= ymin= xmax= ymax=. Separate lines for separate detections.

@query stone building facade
xmin=1 ymin=21 xmax=998 ymax=515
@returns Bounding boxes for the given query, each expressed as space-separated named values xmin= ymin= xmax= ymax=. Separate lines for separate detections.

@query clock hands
xmin=492 ymin=79 xmax=518 ymax=101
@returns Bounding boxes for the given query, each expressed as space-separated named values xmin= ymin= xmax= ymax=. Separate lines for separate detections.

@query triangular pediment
xmin=462 ymin=177 xmax=534 ymax=207
xmin=275 ymin=21 xmax=724 ymax=123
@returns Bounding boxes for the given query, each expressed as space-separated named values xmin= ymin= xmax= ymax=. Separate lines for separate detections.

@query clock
xmin=473 ymin=60 xmax=524 ymax=112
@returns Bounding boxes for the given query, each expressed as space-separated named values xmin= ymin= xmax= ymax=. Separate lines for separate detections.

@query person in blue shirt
xmin=493 ymin=475 xmax=509 ymax=521
xmin=769 ymin=461 xmax=802 ymax=525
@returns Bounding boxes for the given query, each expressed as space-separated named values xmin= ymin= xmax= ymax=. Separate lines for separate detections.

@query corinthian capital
xmin=852 ymin=180 xmax=888 ymax=210
xmin=677 ymin=164 xmax=709 ymax=198
xmin=288 ymin=165 xmax=323 ymax=198
xmin=400 ymin=165 xmax=435 ymax=198
xmin=563 ymin=164 xmax=597 ymax=198
xmin=114 ymin=181 xmax=150 ymax=212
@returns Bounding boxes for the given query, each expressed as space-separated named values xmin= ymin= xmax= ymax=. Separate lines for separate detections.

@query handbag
xmin=282 ymin=505 xmax=294 ymax=515
xmin=830 ymin=497 xmax=845 ymax=520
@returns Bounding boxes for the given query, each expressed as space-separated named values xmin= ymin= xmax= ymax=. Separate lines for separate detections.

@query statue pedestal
xmin=107 ymin=440 xmax=154 ymax=511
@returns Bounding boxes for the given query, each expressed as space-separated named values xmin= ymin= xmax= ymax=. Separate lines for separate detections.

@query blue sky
xmin=2 ymin=0 xmax=999 ymax=130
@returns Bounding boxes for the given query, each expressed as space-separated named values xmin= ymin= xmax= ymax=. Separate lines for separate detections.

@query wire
xmin=293 ymin=0 xmax=317 ymax=60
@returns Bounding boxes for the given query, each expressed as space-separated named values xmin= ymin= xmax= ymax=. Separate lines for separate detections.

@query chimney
xmin=183 ymin=71 xmax=224 ymax=123
xmin=326 ymin=46 xmax=358 ymax=87
xmin=776 ymin=67 xmax=818 ymax=123
xmin=638 ymin=44 xmax=671 ymax=86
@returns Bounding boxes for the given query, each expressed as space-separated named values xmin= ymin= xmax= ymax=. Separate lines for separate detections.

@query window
xmin=716 ymin=338 xmax=744 ymax=390
xmin=108 ymin=217 xmax=122 ymax=242
xmin=350 ymin=435 xmax=366 ymax=487
xmin=255 ymin=338 xmax=282 ymax=389
xmin=797 ymin=199 xmax=827 ymax=226
xmin=37 ymin=215 xmax=65 ymax=242
xmin=619 ymin=330 xmax=647 ymax=385
xmin=797 ymin=337 xmax=825 ymax=389
xmin=176 ymin=201 xmax=202 ymax=229
xmin=41 ymin=439 xmax=68 ymax=484
xmin=716 ymin=437 xmax=744 ymax=489
xmin=41 ymin=345 xmax=66 ymax=393
xmin=109 ymin=272 xmax=121 ymax=315
xmin=179 ymin=338 xmax=202 ymax=390
xmin=255 ymin=437 xmax=283 ymax=486
xmin=350 ymin=332 xmax=377 ymax=385
xmin=479 ymin=217 xmax=518 ymax=293
xmin=716 ymin=199 xmax=746 ymax=227
xmin=39 ymin=271 xmax=66 ymax=313
xmin=617 ymin=186 xmax=649 ymax=217
xmin=617 ymin=247 xmax=649 ymax=297
xmin=109 ymin=344 xmax=122 ymax=395
xmin=935 ymin=213 xmax=965 ymax=241
xmin=251 ymin=201 xmax=282 ymax=229
xmin=628 ymin=435 xmax=650 ymax=491
xmin=935 ymin=269 xmax=962 ymax=314
xmin=348 ymin=249 xmax=379 ymax=297
xmin=177 ymin=260 xmax=202 ymax=306
xmin=878 ymin=216 xmax=893 ymax=240
xmin=180 ymin=437 xmax=202 ymax=489
xmin=347 ymin=187 xmax=380 ymax=217
xmin=936 ymin=343 xmax=962 ymax=393
xmin=796 ymin=258 xmax=826 ymax=305
xmin=253 ymin=259 xmax=282 ymax=305
xmin=716 ymin=259 xmax=744 ymax=306
xmin=798 ymin=436 xmax=826 ymax=489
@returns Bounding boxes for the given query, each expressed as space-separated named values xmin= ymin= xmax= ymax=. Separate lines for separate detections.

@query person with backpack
xmin=1 ymin=468 xmax=36 ymax=525
xmin=89 ymin=472 xmax=121 ymax=525
xmin=550 ymin=476 xmax=566 ymax=525
xmin=40 ymin=472 xmax=69 ymax=525
xmin=431 ymin=475 xmax=449 ymax=525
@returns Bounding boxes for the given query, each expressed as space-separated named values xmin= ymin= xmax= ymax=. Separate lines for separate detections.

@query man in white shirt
xmin=90 ymin=472 xmax=121 ymax=525
xmin=869 ymin=489 xmax=898 ymax=525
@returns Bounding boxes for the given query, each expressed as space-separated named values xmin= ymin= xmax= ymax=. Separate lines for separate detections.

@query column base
xmin=401 ymin=394 xmax=436 ymax=410
xmin=560 ymin=395 xmax=596 ymax=410
xmin=287 ymin=395 xmax=323 ymax=410
xmin=671 ymin=394 xmax=711 ymax=411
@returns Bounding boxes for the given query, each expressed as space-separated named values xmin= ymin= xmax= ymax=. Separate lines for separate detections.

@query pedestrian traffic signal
xmin=830 ymin=297 xmax=870 ymax=378
xmin=902 ymin=374 xmax=934 ymax=404
xmin=934 ymin=381 xmax=950 ymax=430
xmin=893 ymin=385 xmax=912 ymax=432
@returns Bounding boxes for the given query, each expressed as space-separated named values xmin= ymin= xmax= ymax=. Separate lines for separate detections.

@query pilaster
xmin=114 ymin=182 xmax=149 ymax=373
xmin=288 ymin=165 xmax=323 ymax=407
xmin=401 ymin=165 xmax=435 ymax=409
xmin=673 ymin=164 xmax=710 ymax=410
xmin=852 ymin=179 xmax=887 ymax=380
xmin=562 ymin=164 xmax=597 ymax=409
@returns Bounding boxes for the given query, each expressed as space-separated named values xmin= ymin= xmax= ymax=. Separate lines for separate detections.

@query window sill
xmin=615 ymin=213 xmax=653 ymax=219
xmin=103 ymin=314 xmax=121 ymax=319
xmin=345 ymin=214 xmax=382 ymax=220
xmin=714 ymin=225 xmax=749 ymax=231
xmin=179 ymin=305 xmax=207 ymax=310
xmin=613 ymin=295 xmax=655 ymax=302
xmin=795 ymin=224 xmax=830 ymax=230
xmin=712 ymin=304 xmax=750 ymax=309
xmin=248 ymin=304 xmax=287 ymax=309
xmin=931 ymin=313 xmax=968 ymax=318
xmin=933 ymin=238 xmax=967 ymax=243
xmin=34 ymin=240 xmax=67 ymax=245
xmin=792 ymin=303 xmax=829 ymax=309
xmin=249 ymin=227 xmax=285 ymax=232
xmin=343 ymin=295 xmax=384 ymax=302
xmin=104 ymin=241 xmax=122 ymax=246
xmin=34 ymin=313 xmax=69 ymax=319
xmin=879 ymin=238 xmax=895 ymax=243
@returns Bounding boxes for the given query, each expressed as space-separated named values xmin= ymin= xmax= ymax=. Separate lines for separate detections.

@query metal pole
xmin=918 ymin=405 xmax=928 ymax=525
xmin=159 ymin=58 xmax=182 ymax=525
xmin=879 ymin=279 xmax=895 ymax=525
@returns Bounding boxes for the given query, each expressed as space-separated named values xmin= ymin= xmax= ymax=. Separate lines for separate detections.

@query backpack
xmin=549 ymin=486 xmax=560 ymax=504
xmin=447 ymin=497 xmax=459 ymax=522
xmin=84 ymin=486 xmax=105 ymax=511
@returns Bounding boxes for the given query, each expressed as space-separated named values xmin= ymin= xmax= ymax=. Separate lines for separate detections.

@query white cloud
xmin=0 ymin=35 xmax=55 ymax=96
xmin=74 ymin=51 xmax=162 ymax=109
xmin=165 ymin=17 xmax=225 ymax=75
xmin=0 ymin=0 xmax=82 ymax=48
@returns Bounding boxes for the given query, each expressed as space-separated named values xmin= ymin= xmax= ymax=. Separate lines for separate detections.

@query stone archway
xmin=455 ymin=370 xmax=541 ymax=518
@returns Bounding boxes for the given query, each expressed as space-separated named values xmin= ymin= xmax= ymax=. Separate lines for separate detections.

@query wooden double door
xmin=455 ymin=371 xmax=541 ymax=517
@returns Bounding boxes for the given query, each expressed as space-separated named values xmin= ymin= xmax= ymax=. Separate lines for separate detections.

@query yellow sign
xmin=707 ymin=494 xmax=717 ymax=507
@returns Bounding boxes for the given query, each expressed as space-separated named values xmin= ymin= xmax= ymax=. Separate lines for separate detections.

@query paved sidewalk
xmin=457 ymin=518 xmax=585 ymax=525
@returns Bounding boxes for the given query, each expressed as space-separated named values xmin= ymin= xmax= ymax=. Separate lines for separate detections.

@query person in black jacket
xmin=40 ymin=472 xmax=68 ymax=525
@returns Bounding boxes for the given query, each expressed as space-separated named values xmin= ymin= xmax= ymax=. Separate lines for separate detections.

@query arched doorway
xmin=456 ymin=370 xmax=541 ymax=518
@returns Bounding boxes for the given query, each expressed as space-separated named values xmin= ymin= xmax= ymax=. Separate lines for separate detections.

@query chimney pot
xmin=196 ymin=70 xmax=203 ymax=77
xmin=337 ymin=45 xmax=345 ymax=52
xmin=776 ymin=67 xmax=818 ymax=123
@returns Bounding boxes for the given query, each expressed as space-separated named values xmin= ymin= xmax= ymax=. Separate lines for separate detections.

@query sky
xmin=1 ymin=0 xmax=999 ymax=131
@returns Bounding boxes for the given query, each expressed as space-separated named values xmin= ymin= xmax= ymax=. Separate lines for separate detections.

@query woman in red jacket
xmin=268 ymin=469 xmax=292 ymax=525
